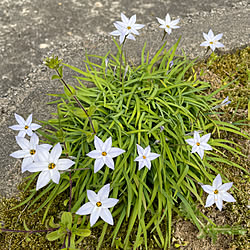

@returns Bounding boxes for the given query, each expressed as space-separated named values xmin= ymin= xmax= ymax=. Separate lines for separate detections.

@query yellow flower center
xmin=30 ymin=149 xmax=36 ymax=155
xmin=127 ymin=26 xmax=131 ymax=30
xmin=214 ymin=189 xmax=219 ymax=194
xmin=24 ymin=125 xmax=29 ymax=130
xmin=210 ymin=41 xmax=213 ymax=44
xmin=96 ymin=201 xmax=102 ymax=207
xmin=196 ymin=142 xmax=200 ymax=146
xmin=166 ymin=25 xmax=170 ymax=28
xmin=143 ymin=155 xmax=146 ymax=159
xmin=102 ymin=152 xmax=107 ymax=156
xmin=48 ymin=163 xmax=56 ymax=170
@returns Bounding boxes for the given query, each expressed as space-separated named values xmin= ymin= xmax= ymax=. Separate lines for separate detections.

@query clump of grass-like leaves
xmin=18 ymin=39 xmax=248 ymax=249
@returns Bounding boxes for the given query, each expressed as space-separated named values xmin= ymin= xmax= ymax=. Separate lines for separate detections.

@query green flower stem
xmin=55 ymin=69 xmax=96 ymax=134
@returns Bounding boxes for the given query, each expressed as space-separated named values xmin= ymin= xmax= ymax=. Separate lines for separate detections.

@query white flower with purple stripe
xmin=201 ymin=174 xmax=236 ymax=211
xmin=110 ymin=13 xmax=144 ymax=44
xmin=134 ymin=144 xmax=160 ymax=170
xmin=10 ymin=133 xmax=51 ymax=173
xmin=9 ymin=113 xmax=41 ymax=137
xmin=200 ymin=29 xmax=224 ymax=51
xmin=185 ymin=131 xmax=212 ymax=159
xmin=25 ymin=143 xmax=75 ymax=190
xmin=76 ymin=184 xmax=118 ymax=227
xmin=86 ymin=136 xmax=125 ymax=173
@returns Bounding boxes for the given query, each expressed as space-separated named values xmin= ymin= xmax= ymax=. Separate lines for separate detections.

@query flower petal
xmin=171 ymin=19 xmax=180 ymax=26
xmin=138 ymin=160 xmax=146 ymax=170
xmin=87 ymin=190 xmax=99 ymax=204
xmin=119 ymin=33 xmax=126 ymax=44
xmin=127 ymin=34 xmax=136 ymax=41
xmin=110 ymin=30 xmax=121 ymax=36
xmin=14 ymin=113 xmax=25 ymax=125
xmin=57 ymin=159 xmax=74 ymax=170
xmin=215 ymin=42 xmax=224 ymax=48
xmin=133 ymin=24 xmax=144 ymax=30
xmin=156 ymin=17 xmax=165 ymax=25
xmin=39 ymin=144 xmax=52 ymax=151
xmin=213 ymin=174 xmax=222 ymax=189
xmin=185 ymin=138 xmax=195 ymax=146
xmin=36 ymin=171 xmax=51 ymax=190
xmin=28 ymin=161 xmax=48 ymax=172
xmin=121 ymin=13 xmax=129 ymax=24
xmin=18 ymin=130 xmax=26 ymax=137
xmin=26 ymin=114 xmax=33 ymax=126
xmin=100 ymin=208 xmax=113 ymax=225
xmin=86 ymin=150 xmax=102 ymax=159
xmin=201 ymin=184 xmax=214 ymax=194
xmin=104 ymin=156 xmax=114 ymax=170
xmin=165 ymin=13 xmax=171 ymax=24
xmin=197 ymin=147 xmax=204 ymax=159
xmin=205 ymin=194 xmax=215 ymax=207
xmin=136 ymin=144 xmax=144 ymax=155
xmin=36 ymin=146 xmax=49 ymax=162
xmin=208 ymin=29 xmax=214 ymax=39
xmin=50 ymin=169 xmax=60 ymax=184
xmin=26 ymin=127 xmax=33 ymax=136
xmin=218 ymin=182 xmax=233 ymax=192
xmin=103 ymin=137 xmax=112 ymax=152
xmin=30 ymin=133 xmax=39 ymax=148
xmin=90 ymin=207 xmax=101 ymax=227
xmin=30 ymin=123 xmax=42 ymax=131
xmin=194 ymin=131 xmax=200 ymax=143
xmin=220 ymin=192 xmax=236 ymax=202
xmin=16 ymin=136 xmax=30 ymax=150
xmin=129 ymin=14 xmax=136 ymax=26
xmin=147 ymin=152 xmax=160 ymax=161
xmin=102 ymin=198 xmax=119 ymax=208
xmin=213 ymin=33 xmax=223 ymax=41
xmin=144 ymin=145 xmax=151 ymax=156
xmin=9 ymin=125 xmax=23 ymax=131
xmin=21 ymin=159 xmax=34 ymax=173
xmin=10 ymin=149 xmax=29 ymax=159
xmin=200 ymin=41 xmax=210 ymax=47
xmin=108 ymin=148 xmax=125 ymax=158
xmin=130 ymin=27 xmax=139 ymax=35
xmin=97 ymin=184 xmax=110 ymax=199
xmin=191 ymin=144 xmax=199 ymax=153
xmin=94 ymin=136 xmax=104 ymax=151
xmin=94 ymin=158 xmax=105 ymax=173
xmin=49 ymin=143 xmax=62 ymax=163
xmin=200 ymin=143 xmax=212 ymax=151
xmin=200 ymin=133 xmax=211 ymax=143
xmin=215 ymin=195 xmax=223 ymax=211
xmin=76 ymin=202 xmax=94 ymax=215
xmin=145 ymin=158 xmax=151 ymax=170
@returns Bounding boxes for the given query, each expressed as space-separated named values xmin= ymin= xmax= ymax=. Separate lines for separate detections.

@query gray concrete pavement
xmin=0 ymin=0 xmax=249 ymax=197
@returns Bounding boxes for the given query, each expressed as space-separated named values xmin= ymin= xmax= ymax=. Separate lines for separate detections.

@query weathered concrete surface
xmin=0 ymin=0 xmax=249 ymax=197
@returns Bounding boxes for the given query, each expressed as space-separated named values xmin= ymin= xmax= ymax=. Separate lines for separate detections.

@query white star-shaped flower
xmin=134 ymin=144 xmax=160 ymax=170
xmin=156 ymin=14 xmax=180 ymax=35
xmin=200 ymin=29 xmax=224 ymax=51
xmin=185 ymin=131 xmax=212 ymax=159
xmin=76 ymin=183 xmax=119 ymax=227
xmin=10 ymin=133 xmax=52 ymax=173
xmin=86 ymin=136 xmax=125 ymax=173
xmin=201 ymin=174 xmax=236 ymax=211
xmin=25 ymin=143 xmax=75 ymax=190
xmin=9 ymin=113 xmax=42 ymax=137
xmin=110 ymin=13 xmax=144 ymax=44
